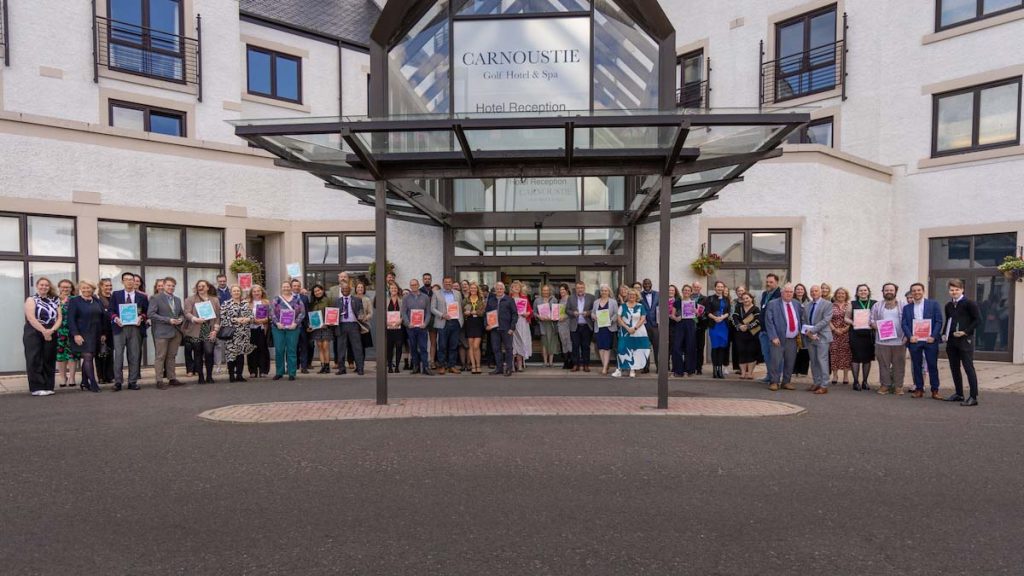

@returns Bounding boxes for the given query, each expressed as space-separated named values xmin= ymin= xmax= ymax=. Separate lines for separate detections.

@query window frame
xmin=708 ymin=228 xmax=792 ymax=291
xmin=677 ymin=49 xmax=705 ymax=108
xmin=0 ymin=212 xmax=79 ymax=297
xmin=773 ymin=4 xmax=839 ymax=103
xmin=935 ymin=0 xmax=1024 ymax=31
xmin=786 ymin=116 xmax=834 ymax=146
xmin=97 ymin=220 xmax=224 ymax=288
xmin=109 ymin=99 xmax=187 ymax=137
xmin=246 ymin=45 xmax=303 ymax=104
xmin=303 ymin=233 xmax=376 ymax=269
xmin=105 ymin=0 xmax=187 ymax=83
xmin=931 ymin=77 xmax=1022 ymax=158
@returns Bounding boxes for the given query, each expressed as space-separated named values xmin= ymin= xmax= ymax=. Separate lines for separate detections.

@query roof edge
xmin=239 ymin=10 xmax=371 ymax=52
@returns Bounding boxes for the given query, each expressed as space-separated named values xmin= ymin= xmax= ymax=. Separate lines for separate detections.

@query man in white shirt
xmin=764 ymin=283 xmax=802 ymax=391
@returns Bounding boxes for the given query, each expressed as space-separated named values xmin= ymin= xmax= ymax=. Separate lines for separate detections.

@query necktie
xmin=127 ymin=292 xmax=133 ymax=304
xmin=169 ymin=295 xmax=175 ymax=314
xmin=786 ymin=302 xmax=796 ymax=333
xmin=345 ymin=297 xmax=350 ymax=320
xmin=809 ymin=302 xmax=817 ymax=322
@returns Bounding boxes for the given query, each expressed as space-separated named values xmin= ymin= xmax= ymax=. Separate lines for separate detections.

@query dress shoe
xmin=768 ymin=383 xmax=780 ymax=391
xmin=156 ymin=381 xmax=168 ymax=390
xmin=169 ymin=379 xmax=184 ymax=387
xmin=113 ymin=383 xmax=123 ymax=391
xmin=228 ymin=375 xmax=236 ymax=383
xmin=813 ymin=387 xmax=828 ymax=395
xmin=207 ymin=378 xmax=216 ymax=384
xmin=583 ymin=366 xmax=590 ymax=372
xmin=272 ymin=375 xmax=282 ymax=381
xmin=300 ymin=368 xmax=309 ymax=374
xmin=931 ymin=391 xmax=943 ymax=400
xmin=237 ymin=377 xmax=248 ymax=383
xmin=437 ymin=367 xmax=447 ymax=375
xmin=288 ymin=375 xmax=295 ymax=381
xmin=335 ymin=370 xmax=347 ymax=375
xmin=504 ymin=369 xmax=512 ymax=377
xmin=852 ymin=383 xmax=861 ymax=391
xmin=356 ymin=370 xmax=365 ymax=376
xmin=489 ymin=369 xmax=502 ymax=375
xmin=945 ymin=393 xmax=965 ymax=402
xmin=782 ymin=383 xmax=796 ymax=390
xmin=450 ymin=367 xmax=461 ymax=375
xmin=572 ymin=366 xmax=580 ymax=372
xmin=961 ymin=396 xmax=978 ymax=407
xmin=127 ymin=383 xmax=141 ymax=390
xmin=421 ymin=369 xmax=434 ymax=376
xmin=807 ymin=384 xmax=820 ymax=392
xmin=912 ymin=389 xmax=924 ymax=398
xmin=411 ymin=368 xmax=421 ymax=375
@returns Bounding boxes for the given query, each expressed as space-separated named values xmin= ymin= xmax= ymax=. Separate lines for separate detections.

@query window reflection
xmin=593 ymin=0 xmax=659 ymax=110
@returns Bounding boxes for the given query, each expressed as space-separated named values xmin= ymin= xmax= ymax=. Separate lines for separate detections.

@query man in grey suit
xmin=334 ymin=281 xmax=365 ymax=375
xmin=147 ymin=277 xmax=185 ymax=390
xmin=764 ymin=283 xmax=803 ymax=391
xmin=430 ymin=276 xmax=464 ymax=374
xmin=802 ymin=284 xmax=834 ymax=394
xmin=565 ymin=281 xmax=597 ymax=372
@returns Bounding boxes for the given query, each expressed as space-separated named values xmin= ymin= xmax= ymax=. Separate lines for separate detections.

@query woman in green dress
xmin=55 ymin=279 xmax=80 ymax=388
xmin=612 ymin=288 xmax=651 ymax=378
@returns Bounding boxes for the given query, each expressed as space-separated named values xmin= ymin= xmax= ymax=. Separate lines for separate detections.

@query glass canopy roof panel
xmin=583 ymin=125 xmax=679 ymax=149
xmin=464 ymin=128 xmax=566 ymax=151
xmin=354 ymin=131 xmax=457 ymax=155
xmin=253 ymin=134 xmax=355 ymax=166
xmin=683 ymin=125 xmax=788 ymax=157
xmin=670 ymin=186 xmax=713 ymax=204
xmin=674 ymin=164 xmax=740 ymax=187
xmin=455 ymin=0 xmax=590 ymax=15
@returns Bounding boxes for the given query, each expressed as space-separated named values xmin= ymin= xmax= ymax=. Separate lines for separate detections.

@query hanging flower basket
xmin=997 ymin=255 xmax=1024 ymax=282
xmin=368 ymin=259 xmax=396 ymax=284
xmin=229 ymin=257 xmax=265 ymax=287
xmin=690 ymin=252 xmax=723 ymax=277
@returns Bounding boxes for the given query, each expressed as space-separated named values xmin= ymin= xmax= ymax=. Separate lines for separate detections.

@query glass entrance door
xmin=930 ymin=272 xmax=1014 ymax=361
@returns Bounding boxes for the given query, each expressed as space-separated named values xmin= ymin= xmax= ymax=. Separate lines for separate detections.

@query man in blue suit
xmin=764 ymin=283 xmax=802 ymax=391
xmin=758 ymin=273 xmax=782 ymax=383
xmin=486 ymin=281 xmax=518 ymax=377
xmin=902 ymin=282 xmax=944 ymax=399
xmin=641 ymin=278 xmax=659 ymax=374
xmin=107 ymin=271 xmax=149 ymax=391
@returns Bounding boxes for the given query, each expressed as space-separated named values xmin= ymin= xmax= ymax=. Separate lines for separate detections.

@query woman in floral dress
xmin=221 ymin=285 xmax=255 ymax=382
xmin=830 ymin=287 xmax=853 ymax=385
xmin=55 ymin=279 xmax=79 ymax=388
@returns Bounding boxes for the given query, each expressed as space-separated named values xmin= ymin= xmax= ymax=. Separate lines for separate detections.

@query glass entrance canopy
xmin=231 ymin=107 xmax=810 ymax=225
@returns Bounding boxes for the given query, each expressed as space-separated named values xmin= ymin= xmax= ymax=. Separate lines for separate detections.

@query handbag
xmin=217 ymin=325 xmax=236 ymax=340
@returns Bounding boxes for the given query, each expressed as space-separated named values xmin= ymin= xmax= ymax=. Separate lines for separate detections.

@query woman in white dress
xmin=508 ymin=280 xmax=533 ymax=372
xmin=612 ymin=288 xmax=651 ymax=378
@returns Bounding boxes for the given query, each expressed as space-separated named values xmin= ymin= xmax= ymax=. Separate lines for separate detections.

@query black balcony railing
xmin=1 ymin=0 xmax=10 ymax=66
xmin=93 ymin=14 xmax=202 ymax=99
xmin=760 ymin=13 xmax=847 ymax=107
xmin=676 ymin=57 xmax=711 ymax=110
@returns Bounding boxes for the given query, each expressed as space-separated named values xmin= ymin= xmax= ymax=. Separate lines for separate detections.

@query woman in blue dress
xmin=592 ymin=284 xmax=618 ymax=375
xmin=705 ymin=280 xmax=732 ymax=379
xmin=612 ymin=288 xmax=650 ymax=378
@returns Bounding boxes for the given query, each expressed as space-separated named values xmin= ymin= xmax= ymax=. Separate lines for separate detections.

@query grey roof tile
xmin=240 ymin=0 xmax=382 ymax=47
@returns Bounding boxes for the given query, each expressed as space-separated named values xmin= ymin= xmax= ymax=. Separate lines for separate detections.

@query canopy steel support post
xmin=657 ymin=177 xmax=671 ymax=410
xmin=375 ymin=179 xmax=388 ymax=405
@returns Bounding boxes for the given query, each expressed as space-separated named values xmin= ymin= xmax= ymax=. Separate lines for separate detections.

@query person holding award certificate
xmin=247 ymin=285 xmax=272 ymax=378
xmin=109 ymin=272 xmax=148 ymax=391
xmin=402 ymin=279 xmax=433 ymax=375
xmin=731 ymin=291 xmax=761 ymax=380
xmin=430 ymin=276 xmax=464 ymax=375
xmin=611 ymin=288 xmax=650 ymax=378
xmin=271 ymin=281 xmax=306 ymax=381
xmin=508 ymin=281 xmax=533 ymax=372
xmin=485 ymin=281 xmax=517 ymax=376
xmin=591 ymin=284 xmax=618 ymax=375
xmin=901 ymin=282 xmax=944 ymax=399
xmin=147 ymin=277 xmax=186 ymax=390
xmin=463 ymin=282 xmax=485 ymax=374
xmin=556 ymin=284 xmax=574 ymax=370
xmin=870 ymin=283 xmax=906 ymax=395
xmin=534 ymin=284 xmax=559 ymax=368
xmin=221 ymin=285 xmax=255 ymax=383
xmin=307 ymin=284 xmax=333 ymax=373
xmin=846 ymin=284 xmax=876 ymax=391
xmin=183 ymin=280 xmax=221 ymax=384
xmin=385 ymin=283 xmax=406 ymax=373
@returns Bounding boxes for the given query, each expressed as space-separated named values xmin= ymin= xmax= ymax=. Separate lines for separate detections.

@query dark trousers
xmin=438 ymin=322 xmax=461 ymax=368
xmin=386 ymin=329 xmax=405 ymax=369
xmin=711 ymin=346 xmax=729 ymax=367
xmin=908 ymin=343 xmax=940 ymax=391
xmin=227 ymin=356 xmax=245 ymax=379
xmin=730 ymin=325 xmax=741 ymax=370
xmin=247 ymin=327 xmax=271 ymax=376
xmin=491 ymin=329 xmax=514 ymax=373
xmin=336 ymin=323 xmax=365 ymax=371
xmin=646 ymin=324 xmax=659 ymax=371
xmin=946 ymin=341 xmax=979 ymax=398
xmin=695 ymin=326 xmax=707 ymax=373
xmin=571 ymin=324 xmax=593 ymax=366
xmin=678 ymin=320 xmax=698 ymax=374
xmin=184 ymin=337 xmax=196 ymax=373
xmin=408 ymin=327 xmax=429 ymax=371
xmin=296 ymin=328 xmax=310 ymax=369
xmin=669 ymin=321 xmax=685 ymax=376
xmin=23 ymin=326 xmax=57 ymax=392
xmin=193 ymin=338 xmax=215 ymax=381
xmin=113 ymin=326 xmax=143 ymax=385
xmin=97 ymin=332 xmax=114 ymax=382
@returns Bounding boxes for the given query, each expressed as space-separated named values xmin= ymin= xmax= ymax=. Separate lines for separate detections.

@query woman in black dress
xmin=847 ymin=284 xmax=877 ymax=391
xmin=384 ymin=283 xmax=405 ymax=373
xmin=463 ymin=281 xmax=486 ymax=374
xmin=730 ymin=292 xmax=761 ymax=379
xmin=792 ymin=283 xmax=811 ymax=377
xmin=67 ymin=280 xmax=106 ymax=392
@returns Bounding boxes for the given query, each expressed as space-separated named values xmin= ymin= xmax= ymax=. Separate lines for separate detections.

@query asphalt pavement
xmin=2 ymin=374 xmax=1022 ymax=575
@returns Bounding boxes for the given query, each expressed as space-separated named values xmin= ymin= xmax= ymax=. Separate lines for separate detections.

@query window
xmin=936 ymin=0 xmax=1023 ymax=30
xmin=709 ymin=229 xmax=791 ymax=302
xmin=677 ymin=49 xmax=705 ymax=108
xmin=246 ymin=46 xmax=302 ymax=103
xmin=453 ymin=177 xmax=625 ymax=213
xmin=774 ymin=5 xmax=838 ymax=102
xmin=786 ymin=117 xmax=833 ymax=146
xmin=98 ymin=221 xmax=223 ymax=296
xmin=107 ymin=0 xmax=186 ymax=82
xmin=303 ymin=233 xmax=375 ymax=289
xmin=932 ymin=78 xmax=1021 ymax=156
xmin=453 ymin=227 xmax=626 ymax=256
xmin=110 ymin=101 xmax=185 ymax=137
xmin=0 ymin=213 xmax=78 ymax=372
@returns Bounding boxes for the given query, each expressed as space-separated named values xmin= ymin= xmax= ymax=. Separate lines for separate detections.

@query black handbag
xmin=216 ymin=325 xmax=236 ymax=340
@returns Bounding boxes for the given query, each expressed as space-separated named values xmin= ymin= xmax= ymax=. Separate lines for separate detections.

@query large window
xmin=246 ymin=46 xmax=302 ymax=103
xmin=936 ymin=0 xmax=1023 ymax=30
xmin=709 ymin=229 xmax=790 ymax=301
xmin=774 ymin=5 xmax=838 ymax=102
xmin=107 ymin=0 xmax=185 ymax=82
xmin=303 ymin=233 xmax=376 ymax=290
xmin=929 ymin=232 xmax=1016 ymax=360
xmin=109 ymin=100 xmax=185 ymax=137
xmin=677 ymin=49 xmax=705 ymax=109
xmin=0 ymin=213 xmax=78 ymax=372
xmin=98 ymin=221 xmax=223 ymax=295
xmin=786 ymin=117 xmax=833 ymax=146
xmin=932 ymin=78 xmax=1021 ymax=156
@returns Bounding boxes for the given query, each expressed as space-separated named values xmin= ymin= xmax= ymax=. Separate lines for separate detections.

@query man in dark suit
xmin=147 ymin=277 xmax=185 ymax=389
xmin=641 ymin=278 xmax=659 ymax=374
xmin=943 ymin=279 xmax=981 ymax=406
xmin=758 ymin=273 xmax=782 ymax=383
xmin=565 ymin=281 xmax=596 ymax=372
xmin=108 ymin=271 xmax=148 ymax=391
xmin=691 ymin=280 xmax=708 ymax=375
xmin=764 ymin=283 xmax=802 ymax=391
xmin=421 ymin=272 xmax=436 ymax=368
xmin=290 ymin=278 xmax=312 ymax=374
xmin=486 ymin=281 xmax=518 ymax=376
xmin=902 ymin=282 xmax=944 ymax=399
xmin=334 ymin=281 xmax=365 ymax=375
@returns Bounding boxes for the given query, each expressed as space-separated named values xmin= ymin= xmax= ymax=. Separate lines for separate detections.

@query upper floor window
xmin=106 ymin=0 xmax=186 ymax=82
xmin=677 ymin=49 xmax=706 ymax=109
xmin=932 ymin=77 xmax=1021 ymax=157
xmin=773 ymin=5 xmax=838 ymax=102
xmin=246 ymin=46 xmax=302 ymax=103
xmin=937 ymin=0 xmax=1023 ymax=30
xmin=786 ymin=117 xmax=833 ymax=146
xmin=110 ymin=100 xmax=185 ymax=137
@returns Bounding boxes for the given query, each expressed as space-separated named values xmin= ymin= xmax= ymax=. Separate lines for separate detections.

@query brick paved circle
xmin=198 ymin=396 xmax=805 ymax=423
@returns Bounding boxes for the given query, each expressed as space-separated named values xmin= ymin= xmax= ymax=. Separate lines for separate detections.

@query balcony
xmin=760 ymin=13 xmax=847 ymax=108
xmin=677 ymin=80 xmax=709 ymax=110
xmin=94 ymin=15 xmax=202 ymax=98
xmin=1 ymin=0 xmax=9 ymax=65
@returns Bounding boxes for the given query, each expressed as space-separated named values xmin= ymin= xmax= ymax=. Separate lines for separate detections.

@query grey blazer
xmin=802 ymin=299 xmax=834 ymax=344
xmin=147 ymin=293 xmax=184 ymax=339
xmin=430 ymin=289 xmax=464 ymax=329
xmin=565 ymin=293 xmax=596 ymax=332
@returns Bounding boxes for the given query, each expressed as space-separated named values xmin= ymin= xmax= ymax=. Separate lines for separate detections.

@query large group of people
xmin=22 ymin=269 xmax=983 ymax=406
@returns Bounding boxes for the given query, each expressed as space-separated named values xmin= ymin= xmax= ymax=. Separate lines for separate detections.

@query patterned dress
xmin=830 ymin=302 xmax=853 ymax=371
xmin=220 ymin=300 xmax=255 ymax=362
xmin=55 ymin=297 xmax=79 ymax=362
xmin=617 ymin=303 xmax=651 ymax=371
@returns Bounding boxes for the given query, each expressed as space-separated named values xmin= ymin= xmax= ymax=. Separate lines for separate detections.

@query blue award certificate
xmin=195 ymin=300 xmax=217 ymax=321
xmin=119 ymin=303 xmax=139 ymax=326
xmin=308 ymin=310 xmax=324 ymax=330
